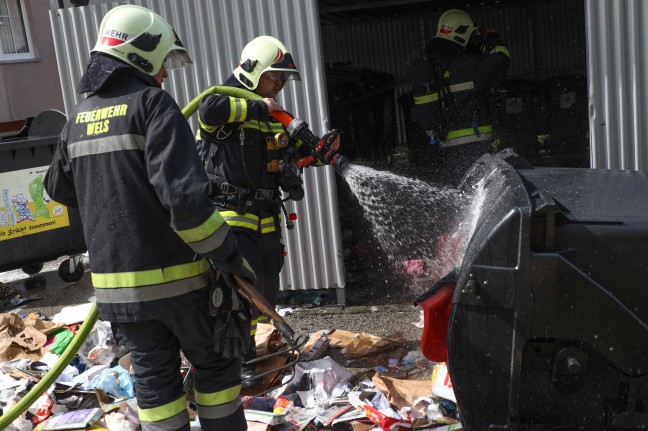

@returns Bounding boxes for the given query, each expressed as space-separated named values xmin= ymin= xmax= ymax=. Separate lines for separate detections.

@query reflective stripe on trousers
xmin=194 ymin=386 xmax=242 ymax=419
xmin=139 ymin=392 xmax=242 ymax=431
xmin=139 ymin=395 xmax=189 ymax=431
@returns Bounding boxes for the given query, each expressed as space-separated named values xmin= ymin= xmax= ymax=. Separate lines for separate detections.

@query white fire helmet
xmin=234 ymin=35 xmax=301 ymax=90
xmin=92 ymin=4 xmax=192 ymax=75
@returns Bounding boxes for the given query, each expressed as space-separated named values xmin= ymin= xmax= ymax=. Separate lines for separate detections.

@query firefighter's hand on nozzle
xmin=263 ymin=97 xmax=284 ymax=113
xmin=315 ymin=129 xmax=343 ymax=165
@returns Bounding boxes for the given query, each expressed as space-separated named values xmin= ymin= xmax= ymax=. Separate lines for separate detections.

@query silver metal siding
xmin=587 ymin=0 xmax=648 ymax=171
xmin=49 ymin=0 xmax=345 ymax=296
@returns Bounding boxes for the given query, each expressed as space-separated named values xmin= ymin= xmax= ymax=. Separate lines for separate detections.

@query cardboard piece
xmin=342 ymin=331 xmax=406 ymax=359
xmin=10 ymin=326 xmax=47 ymax=351
xmin=327 ymin=329 xmax=357 ymax=348
xmin=255 ymin=323 xmax=284 ymax=356
xmin=0 ymin=313 xmax=43 ymax=361
xmin=372 ymin=374 xmax=432 ymax=410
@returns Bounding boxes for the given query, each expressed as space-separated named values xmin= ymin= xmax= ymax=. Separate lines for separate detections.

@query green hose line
xmin=0 ymin=302 xmax=99 ymax=428
xmin=181 ymin=86 xmax=262 ymax=119
xmin=0 ymin=86 xmax=260 ymax=427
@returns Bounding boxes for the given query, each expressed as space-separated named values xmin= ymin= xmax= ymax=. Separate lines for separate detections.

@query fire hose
xmin=0 ymin=303 xmax=98 ymax=428
xmin=181 ymin=86 xmax=352 ymax=176
xmin=2 ymin=86 xmax=345 ymax=426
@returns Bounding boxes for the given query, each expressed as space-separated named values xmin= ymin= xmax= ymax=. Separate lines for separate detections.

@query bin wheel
xmin=22 ymin=263 xmax=44 ymax=275
xmin=58 ymin=260 xmax=85 ymax=283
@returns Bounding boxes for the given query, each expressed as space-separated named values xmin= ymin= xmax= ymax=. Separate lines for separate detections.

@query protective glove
xmin=209 ymin=274 xmax=253 ymax=359
xmin=314 ymin=129 xmax=343 ymax=165
xmin=220 ymin=257 xmax=256 ymax=292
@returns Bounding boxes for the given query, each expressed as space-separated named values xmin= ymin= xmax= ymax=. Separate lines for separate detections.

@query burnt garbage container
xmin=419 ymin=149 xmax=648 ymax=430
xmin=0 ymin=110 xmax=86 ymax=282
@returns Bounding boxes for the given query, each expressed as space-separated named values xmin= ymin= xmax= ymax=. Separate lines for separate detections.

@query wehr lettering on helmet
xmin=440 ymin=24 xmax=454 ymax=35
xmin=101 ymin=29 xmax=129 ymax=46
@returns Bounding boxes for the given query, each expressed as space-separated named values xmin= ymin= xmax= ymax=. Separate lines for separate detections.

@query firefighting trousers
xmin=233 ymin=227 xmax=283 ymax=314
xmin=115 ymin=290 xmax=246 ymax=431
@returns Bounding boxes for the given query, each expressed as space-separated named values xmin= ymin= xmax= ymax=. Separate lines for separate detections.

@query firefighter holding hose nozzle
xmin=195 ymin=35 xmax=341 ymax=388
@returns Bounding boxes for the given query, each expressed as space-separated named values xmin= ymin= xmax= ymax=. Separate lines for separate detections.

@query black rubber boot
xmin=241 ymin=351 xmax=264 ymax=389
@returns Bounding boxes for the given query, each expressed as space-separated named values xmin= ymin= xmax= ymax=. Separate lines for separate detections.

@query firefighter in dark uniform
xmin=410 ymin=9 xmax=511 ymax=184
xmin=43 ymin=5 xmax=254 ymax=431
xmin=196 ymin=35 xmax=339 ymax=386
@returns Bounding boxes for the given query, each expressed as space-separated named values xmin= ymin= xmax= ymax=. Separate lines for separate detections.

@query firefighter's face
xmin=154 ymin=64 xmax=168 ymax=86
xmin=256 ymin=72 xmax=286 ymax=98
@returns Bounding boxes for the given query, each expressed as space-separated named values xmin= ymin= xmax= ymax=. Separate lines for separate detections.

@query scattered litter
xmin=0 ymin=313 xmax=461 ymax=431
xmin=52 ymin=303 xmax=94 ymax=325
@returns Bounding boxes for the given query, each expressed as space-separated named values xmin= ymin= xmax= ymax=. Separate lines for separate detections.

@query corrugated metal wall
xmin=49 ymin=0 xmax=346 ymax=299
xmin=321 ymin=0 xmax=586 ymax=83
xmin=320 ymin=0 xmax=587 ymax=147
xmin=586 ymin=0 xmax=648 ymax=171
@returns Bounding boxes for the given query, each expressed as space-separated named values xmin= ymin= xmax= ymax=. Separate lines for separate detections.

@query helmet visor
xmin=164 ymin=49 xmax=192 ymax=70
xmin=264 ymin=70 xmax=301 ymax=82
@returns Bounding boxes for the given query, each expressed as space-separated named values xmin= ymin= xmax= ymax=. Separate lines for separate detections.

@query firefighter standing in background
xmin=196 ymin=35 xmax=340 ymax=387
xmin=44 ymin=5 xmax=255 ymax=431
xmin=410 ymin=9 xmax=511 ymax=184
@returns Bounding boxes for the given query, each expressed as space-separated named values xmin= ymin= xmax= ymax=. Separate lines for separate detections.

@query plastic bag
xmin=81 ymin=365 xmax=135 ymax=399
xmin=77 ymin=320 xmax=125 ymax=366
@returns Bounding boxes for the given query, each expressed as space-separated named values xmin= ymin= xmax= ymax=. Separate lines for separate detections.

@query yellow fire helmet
xmin=435 ymin=9 xmax=477 ymax=48
xmin=234 ymin=35 xmax=301 ymax=90
xmin=92 ymin=4 xmax=192 ymax=75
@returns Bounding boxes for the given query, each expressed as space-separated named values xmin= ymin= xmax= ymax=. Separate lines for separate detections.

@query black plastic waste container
xmin=0 ymin=110 xmax=86 ymax=282
xmin=428 ymin=150 xmax=648 ymax=430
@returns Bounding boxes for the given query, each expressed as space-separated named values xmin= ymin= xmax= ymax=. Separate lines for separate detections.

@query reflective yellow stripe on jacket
xmin=413 ymin=81 xmax=475 ymax=106
xmin=219 ymin=210 xmax=281 ymax=234
xmin=414 ymin=92 xmax=439 ymax=105
xmin=220 ymin=210 xmax=259 ymax=231
xmin=243 ymin=119 xmax=285 ymax=133
xmin=441 ymin=125 xmax=493 ymax=148
xmin=92 ymin=259 xmax=210 ymax=303
xmin=175 ymin=209 xmax=231 ymax=255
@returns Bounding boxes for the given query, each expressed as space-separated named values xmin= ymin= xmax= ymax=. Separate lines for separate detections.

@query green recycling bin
xmin=0 ymin=110 xmax=86 ymax=282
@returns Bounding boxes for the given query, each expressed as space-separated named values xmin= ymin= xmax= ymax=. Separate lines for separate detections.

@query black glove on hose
xmin=220 ymin=257 xmax=256 ymax=292
xmin=210 ymin=274 xmax=253 ymax=359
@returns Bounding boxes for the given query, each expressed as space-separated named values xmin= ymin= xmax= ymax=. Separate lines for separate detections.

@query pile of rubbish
xmin=0 ymin=301 xmax=463 ymax=431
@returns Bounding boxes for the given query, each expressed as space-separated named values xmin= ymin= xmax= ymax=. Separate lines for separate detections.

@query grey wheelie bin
xmin=418 ymin=149 xmax=648 ymax=430
xmin=0 ymin=110 xmax=86 ymax=282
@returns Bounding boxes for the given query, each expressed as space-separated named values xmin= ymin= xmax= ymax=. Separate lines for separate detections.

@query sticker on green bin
xmin=0 ymin=166 xmax=70 ymax=241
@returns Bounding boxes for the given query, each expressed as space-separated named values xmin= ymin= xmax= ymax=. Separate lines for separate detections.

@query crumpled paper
xmin=341 ymin=331 xmax=406 ymax=359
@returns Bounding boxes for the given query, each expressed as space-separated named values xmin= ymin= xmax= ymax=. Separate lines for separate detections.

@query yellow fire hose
xmin=0 ymin=86 xmax=270 ymax=427
xmin=0 ymin=303 xmax=98 ymax=428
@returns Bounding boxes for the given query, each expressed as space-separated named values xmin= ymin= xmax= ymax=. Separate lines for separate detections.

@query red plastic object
xmin=289 ymin=213 xmax=297 ymax=221
xmin=417 ymin=281 xmax=456 ymax=363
